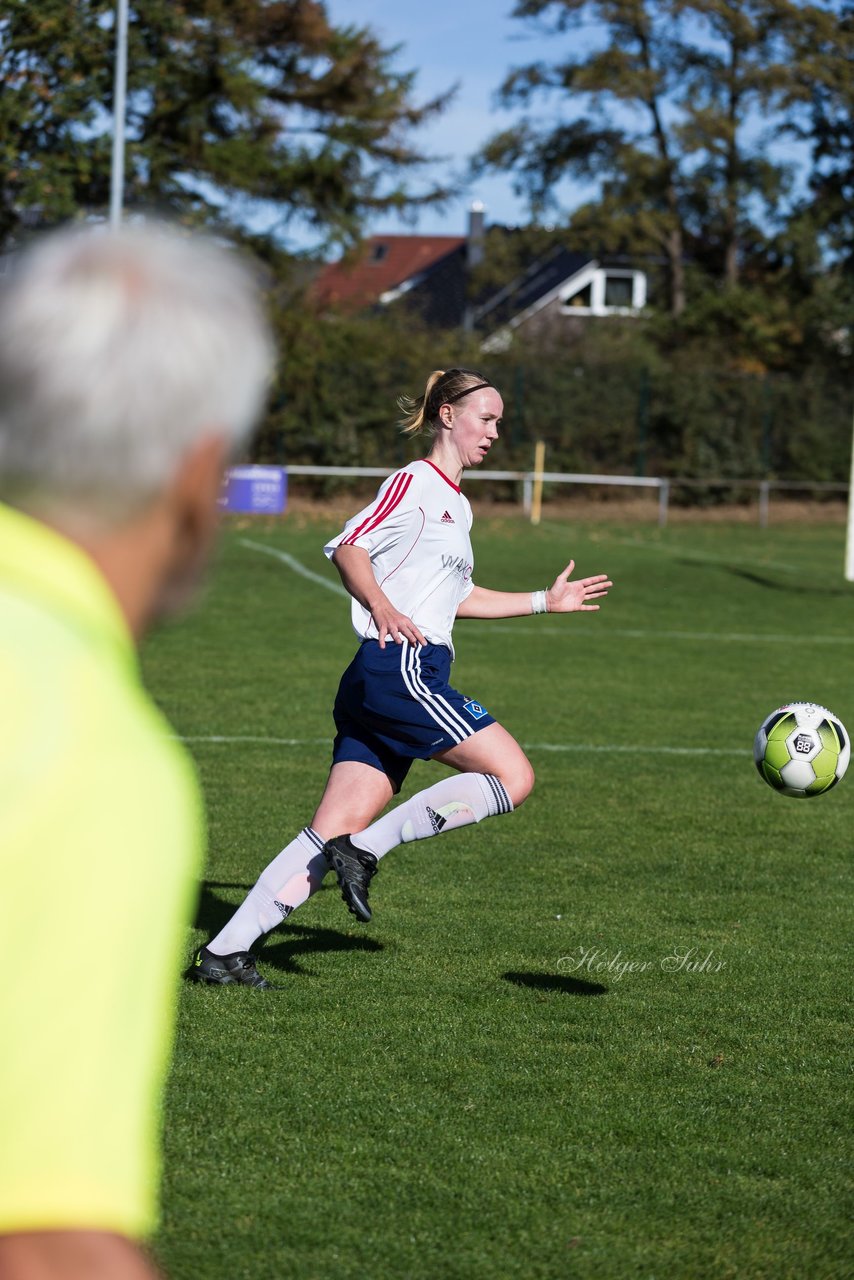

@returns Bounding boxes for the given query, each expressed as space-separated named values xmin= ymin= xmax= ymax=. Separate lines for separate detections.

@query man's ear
xmin=167 ymin=433 xmax=230 ymax=539
xmin=145 ymin=433 xmax=232 ymax=625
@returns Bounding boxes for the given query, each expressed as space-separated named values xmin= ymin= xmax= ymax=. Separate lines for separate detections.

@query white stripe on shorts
xmin=398 ymin=642 xmax=471 ymax=746
xmin=412 ymin=644 xmax=474 ymax=742
xmin=414 ymin=650 xmax=481 ymax=742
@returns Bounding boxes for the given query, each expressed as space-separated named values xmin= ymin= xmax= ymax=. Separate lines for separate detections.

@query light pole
xmin=109 ymin=0 xmax=129 ymax=228
xmin=845 ymin=400 xmax=854 ymax=581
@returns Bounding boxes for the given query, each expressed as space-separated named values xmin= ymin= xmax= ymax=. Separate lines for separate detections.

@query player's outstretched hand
xmin=372 ymin=600 xmax=427 ymax=649
xmin=547 ymin=561 xmax=612 ymax=613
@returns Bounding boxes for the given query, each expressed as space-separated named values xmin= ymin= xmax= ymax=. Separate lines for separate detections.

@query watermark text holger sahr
xmin=558 ymin=946 xmax=726 ymax=982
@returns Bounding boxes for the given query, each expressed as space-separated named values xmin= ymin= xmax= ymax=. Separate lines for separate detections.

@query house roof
xmin=474 ymin=246 xmax=593 ymax=332
xmin=311 ymin=231 xmax=641 ymax=336
xmin=313 ymin=235 xmax=466 ymax=310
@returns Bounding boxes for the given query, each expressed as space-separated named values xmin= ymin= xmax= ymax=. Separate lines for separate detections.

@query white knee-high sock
xmin=208 ymin=827 xmax=328 ymax=955
xmin=351 ymin=773 xmax=513 ymax=860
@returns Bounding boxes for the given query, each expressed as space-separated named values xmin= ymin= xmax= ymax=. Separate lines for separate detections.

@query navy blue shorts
xmin=332 ymin=639 xmax=496 ymax=792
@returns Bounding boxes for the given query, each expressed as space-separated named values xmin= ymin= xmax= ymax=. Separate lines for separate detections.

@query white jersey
xmin=323 ymin=459 xmax=475 ymax=656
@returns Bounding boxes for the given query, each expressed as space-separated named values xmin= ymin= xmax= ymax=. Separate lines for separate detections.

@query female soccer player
xmin=190 ymin=367 xmax=612 ymax=987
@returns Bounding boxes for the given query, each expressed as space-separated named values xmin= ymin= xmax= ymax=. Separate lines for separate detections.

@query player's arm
xmin=456 ymin=561 xmax=612 ymax=619
xmin=0 ymin=1230 xmax=161 ymax=1280
xmin=330 ymin=544 xmax=427 ymax=648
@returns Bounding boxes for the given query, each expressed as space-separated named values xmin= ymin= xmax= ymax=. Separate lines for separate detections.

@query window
xmin=603 ymin=274 xmax=633 ymax=308
xmin=559 ymin=267 xmax=645 ymax=316
xmin=370 ymin=243 xmax=388 ymax=263
xmin=563 ymin=282 xmax=593 ymax=309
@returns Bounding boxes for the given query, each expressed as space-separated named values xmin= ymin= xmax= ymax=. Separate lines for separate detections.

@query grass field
xmin=142 ymin=513 xmax=853 ymax=1280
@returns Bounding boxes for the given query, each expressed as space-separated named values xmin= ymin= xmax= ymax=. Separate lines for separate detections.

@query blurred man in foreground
xmin=0 ymin=223 xmax=272 ymax=1279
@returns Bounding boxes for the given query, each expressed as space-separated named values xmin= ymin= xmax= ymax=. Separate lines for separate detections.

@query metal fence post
xmin=636 ymin=366 xmax=649 ymax=476
xmin=758 ymin=480 xmax=770 ymax=528
xmin=658 ymin=479 xmax=670 ymax=527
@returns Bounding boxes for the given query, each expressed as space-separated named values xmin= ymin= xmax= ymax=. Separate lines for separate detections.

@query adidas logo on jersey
xmin=440 ymin=510 xmax=455 ymax=524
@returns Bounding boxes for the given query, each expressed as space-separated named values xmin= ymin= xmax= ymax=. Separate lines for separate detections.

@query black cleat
xmin=186 ymin=945 xmax=275 ymax=989
xmin=324 ymin=835 xmax=379 ymax=923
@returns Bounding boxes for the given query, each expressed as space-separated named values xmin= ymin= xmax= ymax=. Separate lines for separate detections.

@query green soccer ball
xmin=754 ymin=702 xmax=849 ymax=798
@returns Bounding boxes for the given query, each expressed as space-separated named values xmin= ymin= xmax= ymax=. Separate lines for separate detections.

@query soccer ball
xmin=754 ymin=702 xmax=849 ymax=798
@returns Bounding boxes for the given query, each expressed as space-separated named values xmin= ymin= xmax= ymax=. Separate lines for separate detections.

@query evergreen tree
xmin=0 ymin=0 xmax=451 ymax=252
xmin=784 ymin=0 xmax=854 ymax=272
xmin=472 ymin=0 xmax=835 ymax=316
xmin=0 ymin=1 xmax=113 ymax=246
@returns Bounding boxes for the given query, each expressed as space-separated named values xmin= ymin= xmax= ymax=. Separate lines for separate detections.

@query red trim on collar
xmin=421 ymin=458 xmax=461 ymax=493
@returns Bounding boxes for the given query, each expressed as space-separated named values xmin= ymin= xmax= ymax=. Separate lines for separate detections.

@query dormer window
xmin=561 ymin=267 xmax=645 ymax=316
xmin=370 ymin=243 xmax=388 ymax=263
xmin=564 ymin=282 xmax=593 ymax=309
xmin=603 ymin=273 xmax=634 ymax=308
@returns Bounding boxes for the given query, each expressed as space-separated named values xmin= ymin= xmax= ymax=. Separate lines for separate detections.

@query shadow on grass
xmin=503 ymin=970 xmax=608 ymax=997
xmin=693 ymin=563 xmax=853 ymax=597
xmin=260 ymin=926 xmax=383 ymax=976
xmin=193 ymin=880 xmax=381 ymax=976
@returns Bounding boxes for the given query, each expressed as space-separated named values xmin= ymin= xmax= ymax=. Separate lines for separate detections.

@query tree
xmin=472 ymin=0 xmax=832 ymax=317
xmin=0 ymin=1 xmax=113 ymax=247
xmin=0 ymin=0 xmax=452 ymax=253
xmin=784 ymin=0 xmax=854 ymax=273
xmin=257 ymin=295 xmax=481 ymax=470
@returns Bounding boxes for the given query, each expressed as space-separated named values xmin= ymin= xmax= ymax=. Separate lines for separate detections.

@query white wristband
xmin=531 ymin=589 xmax=549 ymax=615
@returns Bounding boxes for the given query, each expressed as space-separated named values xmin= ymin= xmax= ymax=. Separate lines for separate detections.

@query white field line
xmin=480 ymin=625 xmax=854 ymax=644
xmin=240 ymin=539 xmax=853 ymax=646
xmin=178 ymin=735 xmax=748 ymax=758
xmin=180 ymin=735 xmax=328 ymax=746
xmin=524 ymin=742 xmax=746 ymax=757
xmin=240 ymin=538 xmax=348 ymax=597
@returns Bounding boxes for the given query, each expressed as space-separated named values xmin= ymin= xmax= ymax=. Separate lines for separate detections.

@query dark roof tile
xmin=313 ymin=235 xmax=465 ymax=309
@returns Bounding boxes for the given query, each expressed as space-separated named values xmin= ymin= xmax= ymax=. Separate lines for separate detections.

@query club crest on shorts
xmin=463 ymin=698 xmax=488 ymax=720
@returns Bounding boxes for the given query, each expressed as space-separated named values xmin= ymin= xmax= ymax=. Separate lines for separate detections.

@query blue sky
xmin=290 ymin=1 xmax=809 ymax=252
xmin=324 ymin=0 xmax=593 ymax=239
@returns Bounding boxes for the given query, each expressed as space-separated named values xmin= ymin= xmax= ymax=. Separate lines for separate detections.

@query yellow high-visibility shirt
xmin=0 ymin=502 xmax=203 ymax=1240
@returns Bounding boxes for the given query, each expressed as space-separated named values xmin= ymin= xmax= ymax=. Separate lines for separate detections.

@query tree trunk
xmin=637 ymin=17 xmax=686 ymax=316
xmin=668 ymin=224 xmax=686 ymax=317
xmin=723 ymin=36 xmax=741 ymax=287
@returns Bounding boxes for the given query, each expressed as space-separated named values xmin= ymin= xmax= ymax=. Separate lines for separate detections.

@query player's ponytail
xmin=398 ymin=369 xmax=446 ymax=436
xmin=398 ymin=367 xmax=493 ymax=438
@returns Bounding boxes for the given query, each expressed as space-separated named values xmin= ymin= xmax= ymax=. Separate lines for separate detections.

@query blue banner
xmin=220 ymin=466 xmax=287 ymax=515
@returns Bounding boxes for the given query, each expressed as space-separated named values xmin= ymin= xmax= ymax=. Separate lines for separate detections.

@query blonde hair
xmin=398 ymin=367 xmax=493 ymax=437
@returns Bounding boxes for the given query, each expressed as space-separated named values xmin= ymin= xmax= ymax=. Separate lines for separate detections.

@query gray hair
xmin=0 ymin=221 xmax=273 ymax=523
